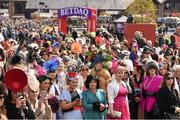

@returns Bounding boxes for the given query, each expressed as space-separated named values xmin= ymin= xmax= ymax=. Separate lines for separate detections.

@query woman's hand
xmin=73 ymin=99 xmax=81 ymax=106
xmin=134 ymin=97 xmax=141 ymax=102
xmin=16 ymin=96 xmax=26 ymax=109
xmin=99 ymin=103 xmax=105 ymax=111
xmin=109 ymin=110 xmax=116 ymax=118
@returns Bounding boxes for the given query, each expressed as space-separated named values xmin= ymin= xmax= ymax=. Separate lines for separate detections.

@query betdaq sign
xmin=58 ymin=7 xmax=92 ymax=18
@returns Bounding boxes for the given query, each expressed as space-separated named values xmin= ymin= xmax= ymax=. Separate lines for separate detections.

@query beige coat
xmin=90 ymin=68 xmax=111 ymax=92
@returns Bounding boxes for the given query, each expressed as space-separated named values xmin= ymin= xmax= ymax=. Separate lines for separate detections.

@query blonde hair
xmin=114 ymin=66 xmax=125 ymax=74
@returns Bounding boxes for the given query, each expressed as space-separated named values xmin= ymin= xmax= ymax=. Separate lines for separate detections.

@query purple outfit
xmin=140 ymin=75 xmax=163 ymax=112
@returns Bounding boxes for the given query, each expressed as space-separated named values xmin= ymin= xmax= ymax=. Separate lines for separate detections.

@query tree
xmin=126 ymin=0 xmax=157 ymax=23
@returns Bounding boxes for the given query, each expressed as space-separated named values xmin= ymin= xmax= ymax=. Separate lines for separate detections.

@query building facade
xmin=0 ymin=0 xmax=134 ymax=18
xmin=0 ymin=0 xmax=27 ymax=17
xmin=155 ymin=0 xmax=180 ymax=17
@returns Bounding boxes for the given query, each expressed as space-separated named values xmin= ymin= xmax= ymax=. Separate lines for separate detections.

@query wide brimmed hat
xmin=121 ymin=50 xmax=130 ymax=56
xmin=4 ymin=69 xmax=27 ymax=92
xmin=71 ymin=42 xmax=82 ymax=54
xmin=27 ymin=70 xmax=40 ymax=91
xmin=142 ymin=46 xmax=150 ymax=53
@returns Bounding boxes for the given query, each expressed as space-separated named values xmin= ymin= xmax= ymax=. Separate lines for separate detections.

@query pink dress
xmin=108 ymin=84 xmax=130 ymax=120
xmin=140 ymin=75 xmax=163 ymax=112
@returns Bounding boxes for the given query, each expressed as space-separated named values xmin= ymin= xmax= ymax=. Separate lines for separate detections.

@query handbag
xmin=164 ymin=112 xmax=179 ymax=119
xmin=107 ymin=109 xmax=122 ymax=118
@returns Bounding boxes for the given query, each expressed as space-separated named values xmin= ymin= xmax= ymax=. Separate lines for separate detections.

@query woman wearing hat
xmin=37 ymin=75 xmax=59 ymax=119
xmin=156 ymin=72 xmax=180 ymax=119
xmin=28 ymin=73 xmax=52 ymax=120
xmin=37 ymin=75 xmax=51 ymax=96
xmin=5 ymin=89 xmax=35 ymax=119
xmin=90 ymin=55 xmax=112 ymax=92
xmin=4 ymin=69 xmax=35 ymax=119
xmin=140 ymin=60 xmax=163 ymax=119
xmin=60 ymin=71 xmax=83 ymax=119
xmin=107 ymin=66 xmax=130 ymax=119
xmin=82 ymin=75 xmax=107 ymax=119
xmin=0 ymin=82 xmax=7 ymax=120
xmin=140 ymin=46 xmax=152 ymax=63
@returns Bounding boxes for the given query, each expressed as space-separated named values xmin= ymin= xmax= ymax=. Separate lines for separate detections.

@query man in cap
xmin=90 ymin=55 xmax=111 ymax=92
xmin=164 ymin=48 xmax=173 ymax=63
xmin=140 ymin=46 xmax=152 ymax=63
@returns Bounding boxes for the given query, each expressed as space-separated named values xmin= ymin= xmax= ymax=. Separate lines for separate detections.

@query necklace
xmin=143 ymin=75 xmax=156 ymax=89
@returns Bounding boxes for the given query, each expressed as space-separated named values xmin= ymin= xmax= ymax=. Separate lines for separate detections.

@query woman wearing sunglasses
xmin=78 ymin=65 xmax=90 ymax=90
xmin=157 ymin=72 xmax=180 ymax=119
xmin=0 ymin=82 xmax=7 ymax=120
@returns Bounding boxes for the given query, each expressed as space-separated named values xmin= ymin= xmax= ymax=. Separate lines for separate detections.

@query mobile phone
xmin=75 ymin=98 xmax=80 ymax=102
xmin=40 ymin=91 xmax=47 ymax=99
xmin=17 ymin=92 xmax=25 ymax=99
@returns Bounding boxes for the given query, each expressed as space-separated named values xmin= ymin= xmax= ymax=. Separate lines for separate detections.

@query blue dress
xmin=82 ymin=89 xmax=107 ymax=120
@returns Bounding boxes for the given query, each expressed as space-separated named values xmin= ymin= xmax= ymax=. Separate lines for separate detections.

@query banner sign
xmin=58 ymin=7 xmax=92 ymax=18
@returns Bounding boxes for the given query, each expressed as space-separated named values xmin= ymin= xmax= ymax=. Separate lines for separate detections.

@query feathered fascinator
xmin=110 ymin=58 xmax=119 ymax=74
xmin=43 ymin=59 xmax=59 ymax=73
xmin=33 ymin=64 xmax=46 ymax=76
xmin=66 ymin=61 xmax=78 ymax=80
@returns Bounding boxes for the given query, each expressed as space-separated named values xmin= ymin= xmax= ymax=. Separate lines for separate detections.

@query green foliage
xmin=126 ymin=0 xmax=157 ymax=23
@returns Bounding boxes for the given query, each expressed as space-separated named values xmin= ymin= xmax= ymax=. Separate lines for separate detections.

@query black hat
xmin=111 ymin=46 xmax=118 ymax=53
xmin=164 ymin=48 xmax=173 ymax=56
xmin=37 ymin=75 xmax=51 ymax=83
xmin=142 ymin=46 xmax=151 ymax=53
xmin=93 ymin=55 xmax=104 ymax=65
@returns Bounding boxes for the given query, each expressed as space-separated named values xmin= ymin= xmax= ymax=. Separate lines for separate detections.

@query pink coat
xmin=140 ymin=75 xmax=163 ymax=112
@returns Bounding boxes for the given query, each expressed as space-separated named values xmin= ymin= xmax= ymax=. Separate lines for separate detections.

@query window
xmin=175 ymin=3 xmax=180 ymax=11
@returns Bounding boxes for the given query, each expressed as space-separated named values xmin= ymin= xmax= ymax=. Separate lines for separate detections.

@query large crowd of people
xmin=0 ymin=17 xmax=180 ymax=120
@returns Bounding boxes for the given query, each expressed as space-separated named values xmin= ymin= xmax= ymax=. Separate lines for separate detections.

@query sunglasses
xmin=167 ymin=77 xmax=174 ymax=80
xmin=0 ymin=95 xmax=5 ymax=99
xmin=144 ymin=52 xmax=150 ymax=54
xmin=82 ymin=69 xmax=89 ymax=71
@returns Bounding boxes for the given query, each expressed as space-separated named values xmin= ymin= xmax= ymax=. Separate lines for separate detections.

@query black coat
xmin=6 ymin=101 xmax=35 ymax=119
xmin=157 ymin=86 xmax=180 ymax=118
